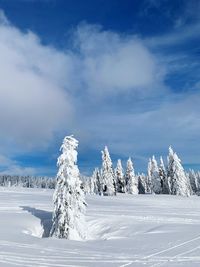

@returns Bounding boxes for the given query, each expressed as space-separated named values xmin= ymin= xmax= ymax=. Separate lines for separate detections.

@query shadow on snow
xmin=21 ymin=206 xmax=52 ymax=238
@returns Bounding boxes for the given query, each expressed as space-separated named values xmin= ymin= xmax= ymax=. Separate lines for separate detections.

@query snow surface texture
xmin=1 ymin=187 xmax=200 ymax=266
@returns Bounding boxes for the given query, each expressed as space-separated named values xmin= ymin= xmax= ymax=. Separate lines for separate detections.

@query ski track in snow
xmin=0 ymin=188 xmax=200 ymax=266
xmin=146 ymin=235 xmax=200 ymax=267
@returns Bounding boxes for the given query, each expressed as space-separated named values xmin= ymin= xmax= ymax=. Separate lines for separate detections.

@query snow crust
xmin=1 ymin=187 xmax=200 ymax=266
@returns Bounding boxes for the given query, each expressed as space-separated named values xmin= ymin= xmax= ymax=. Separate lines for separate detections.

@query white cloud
xmin=0 ymin=154 xmax=14 ymax=167
xmin=0 ymin=12 xmax=72 ymax=152
xmin=0 ymin=15 xmax=166 ymax=155
xmin=78 ymin=91 xmax=200 ymax=167
xmin=0 ymin=165 xmax=36 ymax=176
xmin=0 ymin=154 xmax=36 ymax=175
xmin=0 ymin=10 xmax=199 ymax=174
xmin=75 ymin=24 xmax=165 ymax=95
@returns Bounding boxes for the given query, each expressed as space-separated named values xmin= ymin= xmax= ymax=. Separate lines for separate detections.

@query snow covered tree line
xmin=83 ymin=146 xmax=138 ymax=196
xmin=0 ymin=145 xmax=199 ymax=198
xmin=0 ymin=175 xmax=55 ymax=188
xmin=84 ymin=146 xmax=199 ymax=197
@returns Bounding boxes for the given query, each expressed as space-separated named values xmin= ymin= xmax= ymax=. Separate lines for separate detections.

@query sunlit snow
xmin=0 ymin=187 xmax=200 ymax=266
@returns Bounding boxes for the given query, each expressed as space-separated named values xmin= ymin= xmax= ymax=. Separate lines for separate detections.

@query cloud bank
xmin=0 ymin=10 xmax=199 ymax=174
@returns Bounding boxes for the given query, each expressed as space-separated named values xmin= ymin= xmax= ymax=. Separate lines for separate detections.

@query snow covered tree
xmin=95 ymin=168 xmax=104 ymax=195
xmin=167 ymin=146 xmax=191 ymax=197
xmin=188 ymin=169 xmax=198 ymax=194
xmin=50 ymin=135 xmax=86 ymax=240
xmin=150 ymin=156 xmax=162 ymax=194
xmin=138 ymin=173 xmax=147 ymax=194
xmin=101 ymin=146 xmax=116 ymax=196
xmin=90 ymin=168 xmax=103 ymax=195
xmin=125 ymin=158 xmax=138 ymax=194
xmin=82 ymin=179 xmax=91 ymax=195
xmin=159 ymin=157 xmax=170 ymax=194
xmin=89 ymin=174 xmax=95 ymax=194
xmin=115 ymin=159 xmax=125 ymax=193
xmin=80 ymin=175 xmax=93 ymax=195
xmin=196 ymin=172 xmax=200 ymax=194
xmin=146 ymin=158 xmax=152 ymax=193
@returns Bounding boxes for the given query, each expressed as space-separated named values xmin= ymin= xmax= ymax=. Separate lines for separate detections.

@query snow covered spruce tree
xmin=80 ymin=175 xmax=92 ymax=195
xmin=101 ymin=146 xmax=116 ymax=196
xmin=159 ymin=157 xmax=170 ymax=194
xmin=91 ymin=168 xmax=103 ymax=195
xmin=89 ymin=174 xmax=95 ymax=194
xmin=95 ymin=168 xmax=104 ymax=195
xmin=125 ymin=158 xmax=138 ymax=194
xmin=196 ymin=172 xmax=200 ymax=194
xmin=150 ymin=156 xmax=162 ymax=194
xmin=146 ymin=158 xmax=153 ymax=193
xmin=138 ymin=173 xmax=147 ymax=194
xmin=115 ymin=159 xmax=125 ymax=193
xmin=167 ymin=146 xmax=191 ymax=197
xmin=188 ymin=169 xmax=198 ymax=195
xmin=50 ymin=135 xmax=86 ymax=240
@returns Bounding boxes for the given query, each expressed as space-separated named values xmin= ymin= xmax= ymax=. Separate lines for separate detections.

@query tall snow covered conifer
xmin=159 ymin=157 xmax=170 ymax=194
xmin=147 ymin=158 xmax=152 ymax=193
xmin=138 ymin=173 xmax=147 ymax=194
xmin=167 ymin=146 xmax=191 ymax=197
xmin=96 ymin=168 xmax=104 ymax=195
xmin=115 ymin=159 xmax=125 ymax=193
xmin=101 ymin=146 xmax=116 ymax=196
xmin=91 ymin=168 xmax=103 ymax=195
xmin=89 ymin=174 xmax=95 ymax=194
xmin=151 ymin=156 xmax=162 ymax=194
xmin=188 ymin=169 xmax=198 ymax=194
xmin=50 ymin=136 xmax=86 ymax=240
xmin=196 ymin=172 xmax=200 ymax=194
xmin=125 ymin=158 xmax=138 ymax=194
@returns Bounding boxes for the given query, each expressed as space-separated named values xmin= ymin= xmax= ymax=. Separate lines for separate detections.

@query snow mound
xmin=22 ymin=224 xmax=43 ymax=238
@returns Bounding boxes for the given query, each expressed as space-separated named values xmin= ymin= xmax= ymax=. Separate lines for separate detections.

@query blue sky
xmin=0 ymin=0 xmax=199 ymax=176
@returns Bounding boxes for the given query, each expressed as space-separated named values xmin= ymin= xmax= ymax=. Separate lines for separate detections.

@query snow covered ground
xmin=0 ymin=188 xmax=200 ymax=266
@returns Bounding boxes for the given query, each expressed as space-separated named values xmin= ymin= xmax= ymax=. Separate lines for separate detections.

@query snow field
xmin=0 ymin=187 xmax=200 ymax=266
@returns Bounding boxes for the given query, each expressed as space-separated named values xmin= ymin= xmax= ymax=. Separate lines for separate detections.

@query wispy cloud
xmin=0 ymin=154 xmax=36 ymax=175
xmin=146 ymin=22 xmax=200 ymax=47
